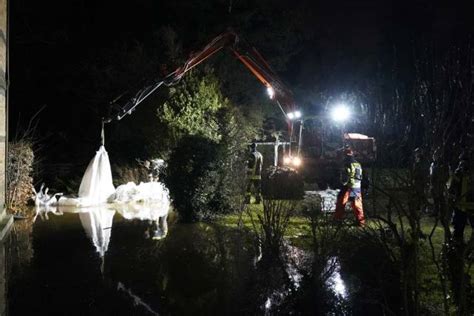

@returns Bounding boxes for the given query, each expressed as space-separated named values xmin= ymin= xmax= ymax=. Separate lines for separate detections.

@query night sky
xmin=9 ymin=0 xmax=474 ymax=166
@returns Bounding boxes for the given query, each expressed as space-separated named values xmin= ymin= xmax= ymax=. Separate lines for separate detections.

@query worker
xmin=246 ymin=143 xmax=263 ymax=204
xmin=448 ymin=150 xmax=474 ymax=243
xmin=334 ymin=148 xmax=365 ymax=226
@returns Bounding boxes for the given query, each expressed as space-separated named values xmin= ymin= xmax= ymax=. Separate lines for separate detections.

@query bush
xmin=165 ymin=134 xmax=247 ymax=222
xmin=262 ymin=166 xmax=304 ymax=200
xmin=7 ymin=141 xmax=35 ymax=211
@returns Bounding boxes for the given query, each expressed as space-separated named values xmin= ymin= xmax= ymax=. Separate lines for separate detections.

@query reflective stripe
xmin=348 ymin=162 xmax=362 ymax=188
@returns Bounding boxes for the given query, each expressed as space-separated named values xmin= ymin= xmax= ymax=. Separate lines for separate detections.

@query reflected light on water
xmin=264 ymin=297 xmax=272 ymax=310
xmin=327 ymin=258 xmax=348 ymax=298
xmin=332 ymin=270 xmax=347 ymax=297
xmin=285 ymin=244 xmax=307 ymax=289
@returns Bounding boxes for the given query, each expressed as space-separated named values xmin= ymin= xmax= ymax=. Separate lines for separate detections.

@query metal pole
xmin=274 ymin=139 xmax=279 ymax=166
xmin=289 ymin=121 xmax=293 ymax=156
xmin=297 ymin=120 xmax=303 ymax=156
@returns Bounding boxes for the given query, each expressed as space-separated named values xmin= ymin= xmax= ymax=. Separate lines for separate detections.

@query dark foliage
xmin=262 ymin=166 xmax=304 ymax=200
xmin=165 ymin=130 xmax=247 ymax=221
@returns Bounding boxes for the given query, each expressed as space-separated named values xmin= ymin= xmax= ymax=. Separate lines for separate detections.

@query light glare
xmin=287 ymin=112 xmax=295 ymax=120
xmin=292 ymin=156 xmax=302 ymax=167
xmin=294 ymin=110 xmax=302 ymax=118
xmin=283 ymin=156 xmax=291 ymax=164
xmin=331 ymin=104 xmax=351 ymax=122
xmin=267 ymin=87 xmax=275 ymax=99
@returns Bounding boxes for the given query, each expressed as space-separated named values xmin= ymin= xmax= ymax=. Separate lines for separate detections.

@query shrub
xmin=165 ymin=132 xmax=247 ymax=222
xmin=262 ymin=166 xmax=304 ymax=200
xmin=7 ymin=141 xmax=35 ymax=212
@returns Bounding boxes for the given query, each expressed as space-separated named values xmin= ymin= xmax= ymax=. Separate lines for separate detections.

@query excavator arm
xmin=104 ymin=31 xmax=296 ymax=123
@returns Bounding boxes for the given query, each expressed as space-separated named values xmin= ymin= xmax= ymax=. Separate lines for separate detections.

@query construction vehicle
xmin=104 ymin=31 xmax=376 ymax=194
xmin=103 ymin=31 xmax=296 ymax=124
xmin=295 ymin=116 xmax=376 ymax=189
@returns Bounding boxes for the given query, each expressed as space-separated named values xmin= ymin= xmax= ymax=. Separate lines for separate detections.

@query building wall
xmin=0 ymin=0 xmax=6 ymax=215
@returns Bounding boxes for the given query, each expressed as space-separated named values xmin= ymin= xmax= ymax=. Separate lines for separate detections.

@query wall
xmin=0 ymin=0 xmax=6 ymax=215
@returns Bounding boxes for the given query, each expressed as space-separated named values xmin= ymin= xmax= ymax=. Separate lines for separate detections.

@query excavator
xmin=103 ymin=31 xmax=296 ymax=125
xmin=104 ymin=31 xmax=375 ymax=194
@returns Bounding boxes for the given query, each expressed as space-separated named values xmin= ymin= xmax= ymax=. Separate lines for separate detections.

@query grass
xmin=218 ymin=198 xmax=474 ymax=313
xmin=217 ymin=203 xmax=312 ymax=239
xmin=218 ymin=203 xmax=452 ymax=243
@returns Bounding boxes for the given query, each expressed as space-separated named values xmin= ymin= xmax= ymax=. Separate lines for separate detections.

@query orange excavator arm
xmin=104 ymin=31 xmax=296 ymax=122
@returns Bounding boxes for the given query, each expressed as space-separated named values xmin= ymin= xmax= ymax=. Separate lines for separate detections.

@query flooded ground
xmin=1 ymin=206 xmax=394 ymax=315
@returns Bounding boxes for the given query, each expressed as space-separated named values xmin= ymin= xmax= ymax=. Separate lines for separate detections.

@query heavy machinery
xmin=104 ymin=31 xmax=376 ymax=194
xmin=103 ymin=31 xmax=296 ymax=124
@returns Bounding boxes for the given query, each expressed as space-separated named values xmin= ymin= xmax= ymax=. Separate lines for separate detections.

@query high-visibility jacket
xmin=448 ymin=161 xmax=474 ymax=212
xmin=248 ymin=151 xmax=263 ymax=180
xmin=341 ymin=159 xmax=362 ymax=189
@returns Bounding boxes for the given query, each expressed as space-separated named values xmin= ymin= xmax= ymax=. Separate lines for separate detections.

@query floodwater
xmin=1 ymin=205 xmax=388 ymax=315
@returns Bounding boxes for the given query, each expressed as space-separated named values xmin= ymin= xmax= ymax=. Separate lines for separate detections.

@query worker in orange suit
xmin=334 ymin=148 xmax=366 ymax=226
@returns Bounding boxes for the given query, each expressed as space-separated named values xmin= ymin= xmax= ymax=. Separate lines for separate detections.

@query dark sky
xmin=8 ymin=0 xmax=474 ymax=164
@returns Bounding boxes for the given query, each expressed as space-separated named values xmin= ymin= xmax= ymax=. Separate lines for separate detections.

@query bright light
xmin=287 ymin=110 xmax=302 ymax=120
xmin=267 ymin=87 xmax=275 ymax=99
xmin=283 ymin=156 xmax=291 ymax=165
xmin=292 ymin=156 xmax=302 ymax=167
xmin=331 ymin=104 xmax=351 ymax=122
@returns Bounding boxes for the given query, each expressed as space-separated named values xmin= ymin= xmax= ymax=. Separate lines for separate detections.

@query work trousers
xmin=452 ymin=208 xmax=474 ymax=241
xmin=334 ymin=187 xmax=365 ymax=226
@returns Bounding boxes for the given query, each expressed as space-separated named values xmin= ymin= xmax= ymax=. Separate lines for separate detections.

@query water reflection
xmin=113 ymin=203 xmax=169 ymax=240
xmin=7 ymin=206 xmax=359 ymax=315
xmin=327 ymin=257 xmax=347 ymax=299
xmin=117 ymin=282 xmax=160 ymax=316
xmin=33 ymin=205 xmax=63 ymax=222
xmin=78 ymin=207 xmax=115 ymax=258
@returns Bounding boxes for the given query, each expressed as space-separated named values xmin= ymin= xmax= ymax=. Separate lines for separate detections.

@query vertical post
xmin=274 ymin=139 xmax=279 ymax=166
xmin=0 ymin=0 xmax=12 ymax=241
xmin=0 ymin=2 xmax=10 ymax=314
xmin=289 ymin=122 xmax=293 ymax=157
xmin=297 ymin=120 xmax=303 ymax=157
xmin=0 ymin=0 xmax=6 ymax=215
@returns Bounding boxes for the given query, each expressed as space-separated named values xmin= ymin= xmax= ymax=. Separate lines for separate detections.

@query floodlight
xmin=331 ymin=104 xmax=351 ymax=122
xmin=292 ymin=156 xmax=302 ymax=167
xmin=287 ymin=112 xmax=295 ymax=120
xmin=267 ymin=87 xmax=275 ymax=99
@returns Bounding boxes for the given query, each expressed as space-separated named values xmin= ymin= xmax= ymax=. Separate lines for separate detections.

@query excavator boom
xmin=105 ymin=31 xmax=295 ymax=122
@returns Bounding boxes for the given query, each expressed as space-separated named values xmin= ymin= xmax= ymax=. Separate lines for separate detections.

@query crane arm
xmin=104 ymin=31 xmax=295 ymax=123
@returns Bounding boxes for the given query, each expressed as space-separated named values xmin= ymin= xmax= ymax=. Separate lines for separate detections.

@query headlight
xmin=283 ymin=156 xmax=291 ymax=165
xmin=292 ymin=156 xmax=302 ymax=167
